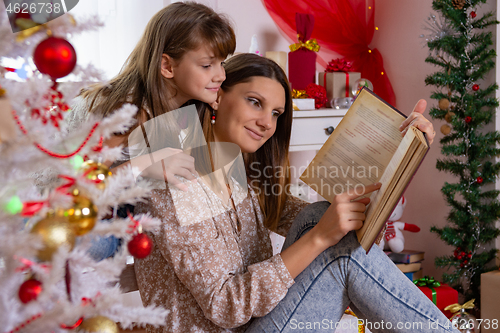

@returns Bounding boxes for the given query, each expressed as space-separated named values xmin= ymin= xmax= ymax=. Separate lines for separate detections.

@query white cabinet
xmin=290 ymin=109 xmax=347 ymax=152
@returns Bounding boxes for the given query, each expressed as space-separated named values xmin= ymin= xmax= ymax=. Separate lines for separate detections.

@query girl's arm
xmin=280 ymin=182 xmax=381 ymax=278
xmin=102 ymin=135 xmax=197 ymax=191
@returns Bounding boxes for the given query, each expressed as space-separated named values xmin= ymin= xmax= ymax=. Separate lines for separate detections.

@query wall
xmin=70 ymin=0 xmax=166 ymax=79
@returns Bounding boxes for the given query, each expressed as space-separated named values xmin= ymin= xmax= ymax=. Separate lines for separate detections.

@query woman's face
xmin=212 ymin=76 xmax=286 ymax=153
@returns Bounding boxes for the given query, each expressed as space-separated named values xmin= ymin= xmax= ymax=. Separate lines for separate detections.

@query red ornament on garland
xmin=470 ymin=11 xmax=477 ymax=18
xmin=19 ymin=278 xmax=42 ymax=303
xmin=476 ymin=176 xmax=483 ymax=184
xmin=31 ymin=82 xmax=71 ymax=128
xmin=465 ymin=116 xmax=472 ymax=124
xmin=128 ymin=233 xmax=153 ymax=259
xmin=33 ymin=37 xmax=77 ymax=79
xmin=472 ymin=84 xmax=480 ymax=91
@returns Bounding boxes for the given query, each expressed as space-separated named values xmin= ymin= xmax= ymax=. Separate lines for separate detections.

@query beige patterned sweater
xmin=134 ymin=177 xmax=308 ymax=332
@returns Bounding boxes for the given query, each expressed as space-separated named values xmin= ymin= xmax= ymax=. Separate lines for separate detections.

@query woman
xmin=134 ymin=53 xmax=452 ymax=333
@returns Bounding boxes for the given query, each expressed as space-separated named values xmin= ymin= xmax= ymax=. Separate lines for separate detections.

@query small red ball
xmin=457 ymin=255 xmax=463 ymax=260
xmin=15 ymin=11 xmax=31 ymax=20
xmin=467 ymin=253 xmax=472 ymax=258
xmin=19 ymin=279 xmax=42 ymax=304
xmin=465 ymin=116 xmax=472 ymax=124
xmin=128 ymin=233 xmax=153 ymax=259
xmin=472 ymin=84 xmax=480 ymax=91
xmin=463 ymin=260 xmax=468 ymax=265
xmin=470 ymin=11 xmax=477 ymax=18
xmin=33 ymin=37 xmax=77 ymax=79
xmin=477 ymin=176 xmax=483 ymax=184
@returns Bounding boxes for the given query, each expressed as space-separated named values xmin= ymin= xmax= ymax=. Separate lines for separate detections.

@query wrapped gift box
xmin=481 ymin=270 xmax=500 ymax=332
xmin=416 ymin=283 xmax=458 ymax=318
xmin=288 ymin=13 xmax=319 ymax=91
xmin=292 ymin=98 xmax=315 ymax=110
xmin=289 ymin=49 xmax=316 ymax=90
xmin=318 ymin=71 xmax=361 ymax=102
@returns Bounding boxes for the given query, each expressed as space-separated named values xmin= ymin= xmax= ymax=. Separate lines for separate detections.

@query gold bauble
xmin=58 ymin=188 xmax=98 ymax=236
xmin=81 ymin=160 xmax=112 ymax=190
xmin=441 ymin=124 xmax=452 ymax=135
xmin=438 ymin=98 xmax=450 ymax=110
xmin=444 ymin=111 xmax=455 ymax=123
xmin=77 ymin=316 xmax=118 ymax=333
xmin=30 ymin=215 xmax=76 ymax=262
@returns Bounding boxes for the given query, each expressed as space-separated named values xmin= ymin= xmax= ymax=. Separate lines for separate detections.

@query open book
xmin=300 ymin=88 xmax=429 ymax=252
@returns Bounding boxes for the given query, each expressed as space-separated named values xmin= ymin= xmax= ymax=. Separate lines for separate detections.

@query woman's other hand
xmin=399 ymin=99 xmax=436 ymax=145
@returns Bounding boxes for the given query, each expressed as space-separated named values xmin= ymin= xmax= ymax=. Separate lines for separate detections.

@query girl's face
xmin=212 ymin=76 xmax=286 ymax=153
xmin=166 ymin=45 xmax=226 ymax=107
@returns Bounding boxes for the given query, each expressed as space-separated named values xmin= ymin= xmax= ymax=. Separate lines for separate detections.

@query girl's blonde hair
xmin=82 ymin=2 xmax=235 ymax=133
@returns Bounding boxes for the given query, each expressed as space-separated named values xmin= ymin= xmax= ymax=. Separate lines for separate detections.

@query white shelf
xmin=293 ymin=108 xmax=348 ymax=118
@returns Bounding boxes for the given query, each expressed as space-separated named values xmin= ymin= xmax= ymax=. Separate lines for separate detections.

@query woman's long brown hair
xmin=197 ymin=54 xmax=294 ymax=231
xmin=81 ymin=2 xmax=235 ymax=134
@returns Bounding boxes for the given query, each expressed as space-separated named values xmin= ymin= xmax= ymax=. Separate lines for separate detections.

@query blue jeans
xmin=246 ymin=202 xmax=458 ymax=333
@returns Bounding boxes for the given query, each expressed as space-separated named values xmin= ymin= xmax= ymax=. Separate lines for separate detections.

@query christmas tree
xmin=0 ymin=5 xmax=168 ymax=332
xmin=424 ymin=0 xmax=500 ymax=304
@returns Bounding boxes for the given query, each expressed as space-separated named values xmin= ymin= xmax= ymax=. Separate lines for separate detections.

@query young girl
xmin=73 ymin=1 xmax=235 ymax=187
xmin=134 ymin=53 xmax=452 ymax=333
xmin=69 ymin=2 xmax=236 ymax=260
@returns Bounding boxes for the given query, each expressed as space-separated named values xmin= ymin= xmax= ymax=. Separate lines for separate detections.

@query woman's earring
xmin=211 ymin=111 xmax=216 ymax=125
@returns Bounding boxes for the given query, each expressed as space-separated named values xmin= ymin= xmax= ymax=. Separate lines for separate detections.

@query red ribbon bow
xmin=326 ymin=58 xmax=353 ymax=73
xmin=20 ymin=175 xmax=76 ymax=216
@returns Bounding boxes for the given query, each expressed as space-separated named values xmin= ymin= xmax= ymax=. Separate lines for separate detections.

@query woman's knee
xmin=284 ymin=201 xmax=331 ymax=248
xmin=298 ymin=201 xmax=330 ymax=223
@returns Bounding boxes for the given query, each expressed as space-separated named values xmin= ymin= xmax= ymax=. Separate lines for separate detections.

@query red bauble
xmin=472 ymin=84 xmax=480 ymax=91
xmin=19 ymin=278 xmax=42 ymax=304
xmin=476 ymin=176 xmax=483 ymax=184
xmin=465 ymin=116 xmax=472 ymax=124
xmin=33 ymin=37 xmax=77 ymax=79
xmin=470 ymin=11 xmax=477 ymax=18
xmin=128 ymin=233 xmax=153 ymax=259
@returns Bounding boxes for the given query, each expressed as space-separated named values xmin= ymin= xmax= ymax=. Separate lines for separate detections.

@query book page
xmin=358 ymin=127 xmax=428 ymax=250
xmin=357 ymin=128 xmax=417 ymax=241
xmin=300 ymin=89 xmax=406 ymax=202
